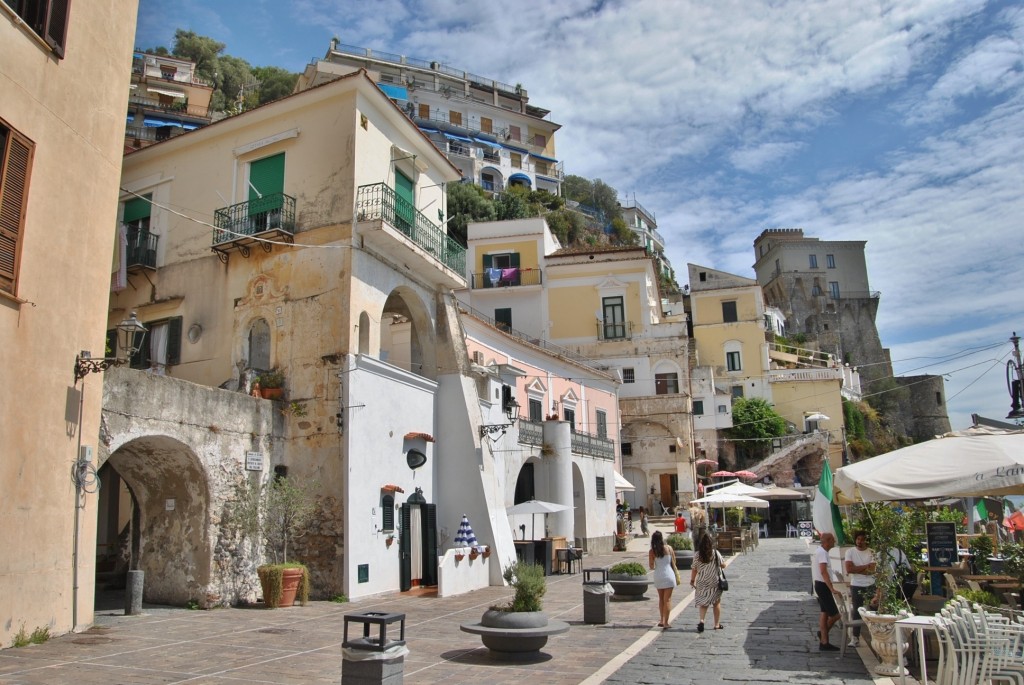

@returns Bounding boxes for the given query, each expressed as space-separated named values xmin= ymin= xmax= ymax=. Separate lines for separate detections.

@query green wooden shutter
xmin=399 ymin=504 xmax=412 ymax=591
xmin=123 ymin=195 xmax=151 ymax=224
xmin=422 ymin=504 xmax=438 ymax=587
xmin=394 ymin=170 xmax=414 ymax=233
xmin=248 ymin=153 xmax=285 ymax=216
xmin=510 ymin=253 xmax=520 ymax=267
xmin=166 ymin=317 xmax=183 ymax=366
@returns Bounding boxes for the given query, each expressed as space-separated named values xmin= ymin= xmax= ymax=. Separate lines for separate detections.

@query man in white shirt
xmin=813 ymin=532 xmax=842 ymax=651
xmin=843 ymin=530 xmax=877 ymax=647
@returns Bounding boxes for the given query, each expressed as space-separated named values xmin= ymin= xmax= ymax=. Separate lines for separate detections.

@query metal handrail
xmin=355 ymin=183 xmax=466 ymax=275
xmin=571 ymin=428 xmax=615 ymax=460
xmin=597 ymin=320 xmax=632 ymax=340
xmin=126 ymin=228 xmax=158 ymax=268
xmin=213 ymin=193 xmax=296 ymax=245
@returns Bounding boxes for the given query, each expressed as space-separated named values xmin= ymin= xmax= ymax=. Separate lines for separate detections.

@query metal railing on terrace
xmin=830 ymin=290 xmax=881 ymax=300
xmin=458 ymin=303 xmax=603 ymax=370
xmin=622 ymin=197 xmax=655 ymax=223
xmin=470 ymin=267 xmax=542 ymax=289
xmin=125 ymin=126 xmax=157 ymax=142
xmin=518 ymin=419 xmax=543 ymax=447
xmin=128 ymin=95 xmax=210 ymax=119
xmin=355 ymin=183 xmax=466 ymax=275
xmin=213 ymin=193 xmax=295 ymax=245
xmin=597 ymin=320 xmax=632 ymax=340
xmin=571 ymin=428 xmax=615 ymax=460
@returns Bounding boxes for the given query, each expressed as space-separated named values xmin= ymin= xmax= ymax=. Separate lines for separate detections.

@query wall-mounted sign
xmin=797 ymin=520 xmax=814 ymax=538
xmin=165 ymin=498 xmax=175 ymax=511
xmin=245 ymin=451 xmax=263 ymax=471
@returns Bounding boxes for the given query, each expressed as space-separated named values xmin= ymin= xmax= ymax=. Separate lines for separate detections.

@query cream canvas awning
xmin=613 ymin=471 xmax=635 ymax=491
xmin=147 ymin=86 xmax=185 ymax=98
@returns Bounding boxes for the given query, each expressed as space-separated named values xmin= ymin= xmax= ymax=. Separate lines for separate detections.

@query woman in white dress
xmin=649 ymin=530 xmax=679 ymax=628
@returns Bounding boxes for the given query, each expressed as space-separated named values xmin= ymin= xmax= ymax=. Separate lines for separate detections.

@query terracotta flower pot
xmin=260 ymin=387 xmax=284 ymax=400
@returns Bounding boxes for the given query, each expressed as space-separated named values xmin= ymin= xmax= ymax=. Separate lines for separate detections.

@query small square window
xmin=622 ymin=368 xmax=635 ymax=383
xmin=693 ymin=400 xmax=704 ymax=415
xmin=717 ymin=405 xmax=728 ymax=414
xmin=655 ymin=373 xmax=679 ymax=395
xmin=731 ymin=386 xmax=744 ymax=399
xmin=669 ymin=444 xmax=677 ymax=453
xmin=621 ymin=443 xmax=632 ymax=456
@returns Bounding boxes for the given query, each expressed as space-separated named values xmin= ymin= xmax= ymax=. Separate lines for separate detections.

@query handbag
xmin=717 ymin=551 xmax=729 ymax=591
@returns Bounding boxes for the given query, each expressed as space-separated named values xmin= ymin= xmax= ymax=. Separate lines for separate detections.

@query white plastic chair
xmin=786 ymin=523 xmax=798 ymax=538
xmin=759 ymin=523 xmax=768 ymax=538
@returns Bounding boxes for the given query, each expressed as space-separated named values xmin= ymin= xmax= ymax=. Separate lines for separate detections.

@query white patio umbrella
xmin=690 ymin=492 xmax=770 ymax=508
xmin=715 ymin=482 xmax=808 ymax=500
xmin=833 ymin=426 xmax=1024 ymax=504
xmin=507 ymin=499 xmax=571 ymax=540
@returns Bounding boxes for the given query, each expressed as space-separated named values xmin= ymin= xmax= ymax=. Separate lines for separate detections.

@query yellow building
xmin=0 ymin=1 xmax=138 ymax=643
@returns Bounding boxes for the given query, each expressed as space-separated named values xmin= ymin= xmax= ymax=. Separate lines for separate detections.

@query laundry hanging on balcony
xmin=487 ymin=268 xmax=501 ymax=286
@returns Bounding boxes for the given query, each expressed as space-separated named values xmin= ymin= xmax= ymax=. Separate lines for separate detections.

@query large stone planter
xmin=460 ymin=610 xmax=569 ymax=657
xmin=859 ymin=608 xmax=910 ymax=676
xmin=608 ymin=573 xmax=651 ymax=600
xmin=674 ymin=550 xmax=694 ymax=570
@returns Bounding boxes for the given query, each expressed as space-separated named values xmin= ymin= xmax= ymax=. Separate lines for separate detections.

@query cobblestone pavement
xmin=0 ymin=535 xmax=892 ymax=685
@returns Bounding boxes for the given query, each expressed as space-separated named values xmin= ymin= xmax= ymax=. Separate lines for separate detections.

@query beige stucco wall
xmin=0 ymin=2 xmax=138 ymax=644
xmin=769 ymin=377 xmax=845 ymax=469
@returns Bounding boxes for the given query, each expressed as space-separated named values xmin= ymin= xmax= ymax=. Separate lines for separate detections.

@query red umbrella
xmin=709 ymin=470 xmax=736 ymax=478
xmin=734 ymin=470 xmax=759 ymax=480
xmin=695 ymin=459 xmax=718 ymax=468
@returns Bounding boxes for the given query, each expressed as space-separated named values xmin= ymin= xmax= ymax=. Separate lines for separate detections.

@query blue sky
xmin=135 ymin=0 xmax=1024 ymax=431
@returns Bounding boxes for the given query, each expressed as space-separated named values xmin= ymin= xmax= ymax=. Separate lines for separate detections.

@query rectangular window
xmin=528 ymin=398 xmax=543 ymax=422
xmin=494 ymin=307 xmax=512 ymax=330
xmin=622 ymin=368 xmax=635 ymax=384
xmin=655 ymin=373 xmax=679 ymax=395
xmin=393 ymin=167 xmax=414 ymax=233
xmin=826 ymin=254 xmax=836 ymax=268
xmin=480 ymin=116 xmax=493 ymax=134
xmin=0 ymin=119 xmax=34 ymax=296
xmin=693 ymin=400 xmax=704 ymax=416
xmin=595 ymin=476 xmax=606 ymax=500
xmin=508 ymin=125 xmax=521 ymax=142
xmin=717 ymin=404 xmax=728 ymax=414
xmin=533 ymin=133 xmax=546 ymax=147
xmin=123 ymin=194 xmax=156 ymax=269
xmin=126 ymin=316 xmax=182 ymax=372
xmin=418 ymin=103 xmax=430 ymax=119
xmin=722 ymin=301 xmax=738 ymax=323
xmin=5 ymin=0 xmax=70 ymax=57
xmin=621 ymin=443 xmax=632 ymax=456
xmin=731 ymin=386 xmax=744 ymax=400
xmin=596 ymin=410 xmax=607 ymax=439
xmin=602 ymin=296 xmax=626 ymax=339
xmin=510 ymin=152 xmax=522 ymax=169
xmin=449 ymin=110 xmax=462 ymax=126
xmin=726 ymin=351 xmax=742 ymax=372
xmin=829 ymin=281 xmax=840 ymax=299
xmin=563 ymin=407 xmax=575 ymax=432
xmin=809 ymin=254 xmax=818 ymax=268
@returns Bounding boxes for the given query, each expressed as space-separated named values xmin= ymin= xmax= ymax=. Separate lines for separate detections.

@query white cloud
xmin=729 ymin=142 xmax=805 ymax=173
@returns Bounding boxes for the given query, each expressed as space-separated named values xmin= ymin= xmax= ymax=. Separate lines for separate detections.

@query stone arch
xmin=246 ymin=317 xmax=272 ymax=370
xmin=357 ymin=311 xmax=372 ymax=355
xmin=100 ymin=435 xmax=212 ymax=606
xmin=379 ymin=286 xmax=437 ymax=380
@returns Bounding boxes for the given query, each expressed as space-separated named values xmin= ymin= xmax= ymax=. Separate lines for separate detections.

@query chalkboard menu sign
xmin=926 ymin=521 xmax=958 ymax=567
xmin=926 ymin=521 xmax=959 ymax=594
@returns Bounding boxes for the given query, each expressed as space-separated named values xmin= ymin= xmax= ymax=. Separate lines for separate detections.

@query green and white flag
xmin=813 ymin=458 xmax=846 ymax=544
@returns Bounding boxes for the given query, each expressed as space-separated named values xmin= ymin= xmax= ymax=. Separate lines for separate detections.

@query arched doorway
xmin=379 ymin=287 xmax=436 ymax=380
xmin=96 ymin=435 xmax=211 ymax=607
xmin=399 ymin=488 xmax=437 ymax=591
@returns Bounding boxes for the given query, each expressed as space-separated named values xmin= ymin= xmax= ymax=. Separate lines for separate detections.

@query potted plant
xmin=666 ymin=533 xmax=695 ymax=569
xmin=257 ymin=369 xmax=285 ymax=400
xmin=607 ymin=561 xmax=651 ymax=599
xmin=855 ymin=503 xmax=914 ymax=676
xmin=231 ymin=474 xmax=317 ymax=608
xmin=459 ymin=562 xmax=569 ymax=655
xmin=968 ymin=534 xmax=994 ymax=574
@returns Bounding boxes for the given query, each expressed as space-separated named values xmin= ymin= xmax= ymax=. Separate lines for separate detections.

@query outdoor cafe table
xmin=895 ymin=615 xmax=942 ymax=685
xmin=960 ymin=574 xmax=1016 ymax=583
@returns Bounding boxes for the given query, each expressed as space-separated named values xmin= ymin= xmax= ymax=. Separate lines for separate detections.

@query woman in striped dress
xmin=689 ymin=532 xmax=725 ymax=632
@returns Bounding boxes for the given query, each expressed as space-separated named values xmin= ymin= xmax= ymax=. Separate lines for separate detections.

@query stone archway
xmin=379 ymin=286 xmax=437 ymax=380
xmin=101 ymin=435 xmax=211 ymax=606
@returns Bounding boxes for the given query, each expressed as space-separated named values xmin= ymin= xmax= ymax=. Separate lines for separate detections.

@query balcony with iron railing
xmin=515 ymin=419 xmax=614 ymax=459
xmin=355 ymin=183 xmax=466 ymax=283
xmin=126 ymin=228 xmax=158 ymax=270
xmin=212 ymin=193 xmax=295 ymax=261
xmin=597 ymin=320 xmax=632 ymax=341
xmin=128 ymin=94 xmax=210 ymax=120
xmin=470 ymin=267 xmax=542 ymax=289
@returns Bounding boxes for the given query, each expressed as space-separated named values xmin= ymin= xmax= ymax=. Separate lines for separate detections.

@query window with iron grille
xmin=693 ymin=400 xmax=704 ymax=415
xmin=596 ymin=476 xmax=606 ymax=500
xmin=0 ymin=119 xmax=34 ymax=296
xmin=622 ymin=367 xmax=635 ymax=383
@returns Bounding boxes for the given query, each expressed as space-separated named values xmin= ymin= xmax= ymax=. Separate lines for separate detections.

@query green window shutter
xmin=510 ymin=253 xmax=520 ymax=267
xmin=394 ymin=170 xmax=414 ymax=232
xmin=106 ymin=329 xmax=118 ymax=358
xmin=166 ymin=317 xmax=183 ymax=366
xmin=122 ymin=195 xmax=151 ymax=224
xmin=482 ymin=254 xmax=493 ymax=269
xmin=248 ymin=153 xmax=285 ymax=216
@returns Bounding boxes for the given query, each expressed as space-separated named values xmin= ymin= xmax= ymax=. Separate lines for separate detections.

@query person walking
xmin=649 ymin=530 xmax=679 ymax=629
xmin=689 ymin=532 xmax=725 ymax=632
xmin=814 ymin=532 xmax=843 ymax=651
xmin=843 ymin=530 xmax=876 ymax=648
xmin=639 ymin=506 xmax=650 ymax=536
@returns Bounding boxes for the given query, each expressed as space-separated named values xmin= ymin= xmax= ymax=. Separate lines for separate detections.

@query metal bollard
xmin=582 ymin=568 xmax=612 ymax=624
xmin=341 ymin=611 xmax=407 ymax=685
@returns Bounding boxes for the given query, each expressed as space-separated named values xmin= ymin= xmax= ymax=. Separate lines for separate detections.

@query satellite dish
xmin=406 ymin=449 xmax=427 ymax=470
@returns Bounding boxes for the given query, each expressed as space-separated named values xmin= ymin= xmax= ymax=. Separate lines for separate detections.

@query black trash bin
xmin=583 ymin=568 xmax=612 ymax=624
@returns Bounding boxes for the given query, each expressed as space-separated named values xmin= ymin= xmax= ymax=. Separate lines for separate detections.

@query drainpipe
xmin=72 ymin=385 xmax=86 ymax=631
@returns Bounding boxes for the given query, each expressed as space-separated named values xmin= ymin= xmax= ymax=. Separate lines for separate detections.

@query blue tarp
xmin=444 ymin=132 xmax=473 ymax=142
xmin=378 ymin=84 xmax=408 ymax=100
xmin=143 ymin=117 xmax=182 ymax=127
xmin=474 ymin=137 xmax=501 ymax=149
xmin=509 ymin=173 xmax=532 ymax=186
xmin=531 ymin=152 xmax=558 ymax=163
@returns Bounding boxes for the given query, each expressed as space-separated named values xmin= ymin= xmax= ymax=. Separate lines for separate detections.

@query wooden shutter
xmin=248 ymin=153 xmax=285 ymax=218
xmin=122 ymin=195 xmax=151 ymax=224
xmin=44 ymin=0 xmax=71 ymax=59
xmin=480 ymin=117 xmax=492 ymax=134
xmin=399 ymin=504 xmax=411 ymax=591
xmin=0 ymin=126 xmax=34 ymax=295
xmin=418 ymin=103 xmax=430 ymax=119
xmin=449 ymin=111 xmax=462 ymax=126
xmin=394 ymin=169 xmax=414 ymax=233
xmin=166 ymin=316 xmax=183 ymax=366
xmin=422 ymin=504 xmax=438 ymax=587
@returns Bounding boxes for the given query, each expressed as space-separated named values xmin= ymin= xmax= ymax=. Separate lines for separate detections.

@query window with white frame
xmin=693 ymin=400 xmax=704 ymax=415
xmin=595 ymin=476 xmax=606 ymax=500
xmin=726 ymin=351 xmax=742 ymax=372
xmin=809 ymin=254 xmax=818 ymax=268
xmin=622 ymin=368 xmax=635 ymax=383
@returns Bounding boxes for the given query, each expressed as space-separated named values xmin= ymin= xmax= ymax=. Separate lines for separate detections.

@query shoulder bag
xmin=717 ymin=551 xmax=729 ymax=592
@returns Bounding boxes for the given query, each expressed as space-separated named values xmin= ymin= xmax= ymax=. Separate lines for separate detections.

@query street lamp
xmin=479 ymin=398 xmax=520 ymax=438
xmin=1007 ymin=332 xmax=1024 ymax=420
xmin=73 ymin=311 xmax=148 ymax=384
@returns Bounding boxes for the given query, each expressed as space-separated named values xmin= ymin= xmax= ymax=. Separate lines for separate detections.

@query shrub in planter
xmin=609 ymin=561 xmax=647 ymax=577
xmin=952 ymin=588 xmax=1002 ymax=608
xmin=968 ymin=535 xmax=994 ymax=574
xmin=666 ymin=533 xmax=695 ymax=569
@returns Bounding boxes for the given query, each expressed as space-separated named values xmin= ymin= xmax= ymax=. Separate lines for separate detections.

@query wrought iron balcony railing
xmin=597 ymin=320 xmax=632 ymax=340
xmin=518 ymin=419 xmax=543 ymax=447
xmin=126 ymin=228 xmax=158 ymax=269
xmin=213 ymin=194 xmax=296 ymax=245
xmin=128 ymin=94 xmax=210 ymax=119
xmin=470 ymin=267 xmax=542 ymax=289
xmin=355 ymin=183 xmax=466 ymax=275
xmin=571 ymin=428 xmax=615 ymax=460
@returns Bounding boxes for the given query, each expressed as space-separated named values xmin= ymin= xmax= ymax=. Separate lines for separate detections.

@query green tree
xmin=495 ymin=186 xmax=535 ymax=221
xmin=446 ymin=183 xmax=496 ymax=247
xmin=171 ymin=30 xmax=225 ymax=84
xmin=545 ymin=208 xmax=585 ymax=246
xmin=253 ymin=66 xmax=299 ymax=104
xmin=608 ymin=217 xmax=638 ymax=246
xmin=727 ymin=397 xmax=787 ymax=463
